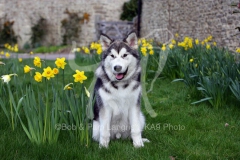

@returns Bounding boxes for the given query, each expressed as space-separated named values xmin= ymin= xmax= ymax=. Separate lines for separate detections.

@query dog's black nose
xmin=114 ymin=65 xmax=122 ymax=72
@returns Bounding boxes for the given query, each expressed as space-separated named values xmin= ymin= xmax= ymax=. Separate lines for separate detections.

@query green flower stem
xmin=43 ymin=79 xmax=49 ymax=143
xmin=62 ymin=69 xmax=65 ymax=85
xmin=10 ymin=96 xmax=14 ymax=131
xmin=7 ymin=84 xmax=15 ymax=131
xmin=62 ymin=69 xmax=65 ymax=113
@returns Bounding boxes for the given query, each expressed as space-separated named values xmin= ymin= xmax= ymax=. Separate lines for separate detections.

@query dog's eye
xmin=122 ymin=54 xmax=128 ymax=58
xmin=110 ymin=54 xmax=115 ymax=58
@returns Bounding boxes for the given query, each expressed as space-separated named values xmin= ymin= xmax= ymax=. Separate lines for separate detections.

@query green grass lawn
xmin=0 ymin=64 xmax=239 ymax=160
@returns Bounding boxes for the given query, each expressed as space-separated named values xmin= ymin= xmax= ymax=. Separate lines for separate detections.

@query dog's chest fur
xmin=99 ymin=80 xmax=141 ymax=117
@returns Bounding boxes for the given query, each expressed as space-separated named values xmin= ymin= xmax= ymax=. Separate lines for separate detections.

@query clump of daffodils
xmin=139 ymin=38 xmax=154 ymax=56
xmin=174 ymin=35 xmax=216 ymax=50
xmin=178 ymin=36 xmax=193 ymax=50
xmin=4 ymin=43 xmax=18 ymax=52
xmin=201 ymin=35 xmax=214 ymax=47
xmin=90 ymin=42 xmax=102 ymax=55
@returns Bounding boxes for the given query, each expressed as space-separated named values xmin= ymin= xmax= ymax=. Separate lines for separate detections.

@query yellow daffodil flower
xmin=42 ymin=67 xmax=55 ymax=80
xmin=169 ymin=44 xmax=174 ymax=49
xmin=53 ymin=68 xmax=59 ymax=75
xmin=34 ymin=72 xmax=42 ymax=82
xmin=206 ymin=44 xmax=211 ymax=50
xmin=55 ymin=57 xmax=67 ymax=69
xmin=141 ymin=47 xmax=147 ymax=56
xmin=147 ymin=44 xmax=153 ymax=50
xmin=171 ymin=39 xmax=176 ymax=45
xmin=76 ymin=48 xmax=81 ymax=52
xmin=189 ymin=58 xmax=194 ymax=63
xmin=195 ymin=39 xmax=199 ymax=45
xmin=24 ymin=65 xmax=35 ymax=73
xmin=4 ymin=43 xmax=9 ymax=48
xmin=207 ymin=35 xmax=212 ymax=41
xmin=19 ymin=58 xmax=23 ymax=62
xmin=82 ymin=47 xmax=90 ymax=54
xmin=5 ymin=52 xmax=10 ymax=58
xmin=96 ymin=48 xmax=102 ymax=55
xmin=33 ymin=56 xmax=41 ymax=68
xmin=161 ymin=44 xmax=166 ymax=51
xmin=141 ymin=39 xmax=146 ymax=45
xmin=14 ymin=46 xmax=18 ymax=52
xmin=73 ymin=70 xmax=87 ymax=83
xmin=90 ymin=42 xmax=96 ymax=50
xmin=236 ymin=48 xmax=240 ymax=53
xmin=149 ymin=50 xmax=154 ymax=55
xmin=90 ymin=42 xmax=102 ymax=54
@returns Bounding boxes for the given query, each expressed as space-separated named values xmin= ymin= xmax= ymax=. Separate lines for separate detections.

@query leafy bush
xmin=120 ymin=0 xmax=138 ymax=21
xmin=61 ymin=9 xmax=83 ymax=45
xmin=0 ymin=16 xmax=18 ymax=44
xmin=30 ymin=17 xmax=48 ymax=48
xmin=229 ymin=67 xmax=240 ymax=102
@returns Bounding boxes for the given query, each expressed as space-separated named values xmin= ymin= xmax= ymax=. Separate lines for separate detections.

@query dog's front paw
xmin=99 ymin=136 xmax=110 ymax=148
xmin=133 ymin=138 xmax=144 ymax=148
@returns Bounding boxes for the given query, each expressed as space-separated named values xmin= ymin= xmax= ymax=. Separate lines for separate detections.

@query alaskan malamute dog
xmin=92 ymin=31 xmax=149 ymax=148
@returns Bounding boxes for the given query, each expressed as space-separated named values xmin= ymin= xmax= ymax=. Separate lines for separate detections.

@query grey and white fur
xmin=92 ymin=31 xmax=149 ymax=148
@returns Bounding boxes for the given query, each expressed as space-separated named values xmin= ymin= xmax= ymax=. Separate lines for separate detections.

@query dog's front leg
xmin=99 ymin=107 xmax=112 ymax=148
xmin=129 ymin=107 xmax=144 ymax=148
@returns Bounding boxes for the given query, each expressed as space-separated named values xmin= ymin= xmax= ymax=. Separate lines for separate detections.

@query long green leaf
xmin=191 ymin=97 xmax=213 ymax=105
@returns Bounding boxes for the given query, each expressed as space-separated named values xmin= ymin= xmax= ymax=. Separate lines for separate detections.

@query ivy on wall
xmin=0 ymin=15 xmax=17 ymax=45
xmin=61 ymin=9 xmax=84 ymax=45
xmin=120 ymin=0 xmax=138 ymax=21
xmin=30 ymin=17 xmax=48 ymax=48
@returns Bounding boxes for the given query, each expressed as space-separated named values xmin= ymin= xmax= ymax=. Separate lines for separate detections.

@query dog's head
xmin=99 ymin=31 xmax=140 ymax=81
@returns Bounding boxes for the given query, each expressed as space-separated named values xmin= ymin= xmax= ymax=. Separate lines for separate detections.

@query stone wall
xmin=141 ymin=0 xmax=240 ymax=50
xmin=0 ymin=0 xmax=128 ymax=48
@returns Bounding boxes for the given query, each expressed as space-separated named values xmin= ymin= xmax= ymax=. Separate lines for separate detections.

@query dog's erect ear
xmin=124 ymin=31 xmax=138 ymax=49
xmin=100 ymin=34 xmax=112 ymax=51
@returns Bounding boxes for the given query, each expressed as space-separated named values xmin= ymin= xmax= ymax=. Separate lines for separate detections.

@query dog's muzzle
xmin=114 ymin=66 xmax=128 ymax=80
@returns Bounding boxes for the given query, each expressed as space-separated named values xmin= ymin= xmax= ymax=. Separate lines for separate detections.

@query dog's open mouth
xmin=115 ymin=68 xmax=128 ymax=80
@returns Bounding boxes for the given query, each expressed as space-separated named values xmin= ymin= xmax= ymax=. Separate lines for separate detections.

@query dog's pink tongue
xmin=116 ymin=73 xmax=124 ymax=80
